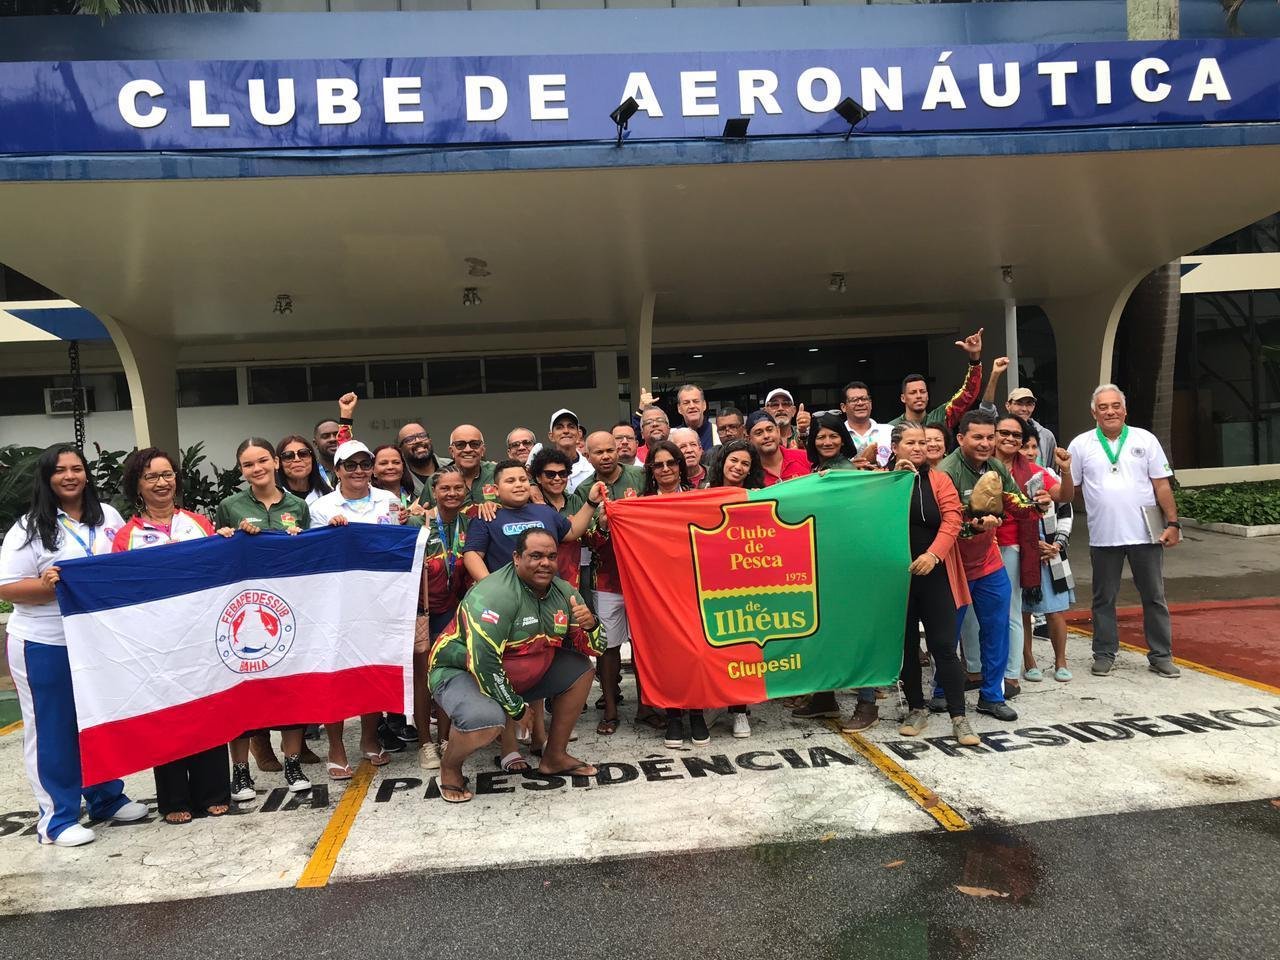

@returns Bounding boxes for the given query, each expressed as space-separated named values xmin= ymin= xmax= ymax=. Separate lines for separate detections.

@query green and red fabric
xmin=606 ymin=471 xmax=913 ymax=709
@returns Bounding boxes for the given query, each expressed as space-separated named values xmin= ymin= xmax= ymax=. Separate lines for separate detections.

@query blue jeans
xmin=962 ymin=568 xmax=1012 ymax=703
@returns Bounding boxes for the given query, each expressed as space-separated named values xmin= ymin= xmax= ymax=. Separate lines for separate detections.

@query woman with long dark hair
xmin=0 ymin=444 xmax=148 ymax=847
xmin=707 ymin=440 xmax=765 ymax=492
xmin=214 ymin=438 xmax=313 ymax=803
xmin=805 ymin=413 xmax=857 ymax=471
xmin=112 ymin=447 xmax=230 ymax=825
xmin=276 ymin=434 xmax=331 ymax=505
xmin=641 ymin=440 xmax=692 ymax=496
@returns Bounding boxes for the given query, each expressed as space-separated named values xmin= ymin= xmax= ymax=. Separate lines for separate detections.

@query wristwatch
xmin=1165 ymin=521 xmax=1182 ymax=529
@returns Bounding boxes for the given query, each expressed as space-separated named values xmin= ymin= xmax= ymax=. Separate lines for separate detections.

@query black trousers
xmin=900 ymin=565 xmax=966 ymax=715
xmin=154 ymin=744 xmax=231 ymax=816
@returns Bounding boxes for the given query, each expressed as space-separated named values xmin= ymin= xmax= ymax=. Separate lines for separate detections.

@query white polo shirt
xmin=1067 ymin=425 xmax=1172 ymax=547
xmin=309 ymin=486 xmax=401 ymax=528
xmin=0 ymin=506 xmax=124 ymax=646
xmin=843 ymin=419 xmax=891 ymax=466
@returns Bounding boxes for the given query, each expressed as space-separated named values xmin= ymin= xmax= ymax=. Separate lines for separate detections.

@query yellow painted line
xmin=0 ymin=720 xmax=23 ymax=737
xmin=825 ymin=720 xmax=970 ymax=832
xmin=1071 ymin=625 xmax=1280 ymax=697
xmin=295 ymin=760 xmax=376 ymax=889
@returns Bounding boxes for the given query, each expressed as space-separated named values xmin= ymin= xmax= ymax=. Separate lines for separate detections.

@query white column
xmin=626 ymin=292 xmax=656 ymax=412
xmin=97 ymin=315 xmax=180 ymax=455
xmin=1004 ymin=298 xmax=1019 ymax=392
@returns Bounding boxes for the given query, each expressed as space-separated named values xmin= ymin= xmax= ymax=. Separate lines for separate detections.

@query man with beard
xmin=313 ymin=418 xmax=343 ymax=487
xmin=611 ymin=422 xmax=639 ymax=466
xmin=396 ymin=422 xmax=452 ymax=498
xmin=715 ymin=407 xmax=747 ymax=445
xmin=762 ymin=389 xmax=812 ymax=450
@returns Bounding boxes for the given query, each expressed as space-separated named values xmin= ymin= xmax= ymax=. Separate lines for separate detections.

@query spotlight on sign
xmin=609 ymin=96 xmax=640 ymax=148
xmin=462 ymin=287 xmax=482 ymax=307
xmin=722 ymin=117 xmax=750 ymax=139
xmin=833 ymin=97 xmax=868 ymax=141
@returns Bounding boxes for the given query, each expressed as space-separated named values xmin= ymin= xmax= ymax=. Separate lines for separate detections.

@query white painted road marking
xmin=1 ymin=634 xmax=1278 ymax=916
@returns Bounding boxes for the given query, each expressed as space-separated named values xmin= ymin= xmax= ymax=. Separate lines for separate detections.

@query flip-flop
xmin=539 ymin=762 xmax=598 ymax=778
xmin=495 ymin=751 xmax=531 ymax=772
xmin=362 ymin=750 xmax=391 ymax=767
xmin=327 ymin=761 xmax=353 ymax=781
xmin=439 ymin=776 xmax=471 ymax=804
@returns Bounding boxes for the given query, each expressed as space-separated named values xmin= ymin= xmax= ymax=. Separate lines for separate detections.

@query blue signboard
xmin=0 ymin=39 xmax=1275 ymax=154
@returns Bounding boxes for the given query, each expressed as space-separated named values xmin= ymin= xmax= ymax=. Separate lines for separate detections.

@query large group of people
xmin=1 ymin=326 xmax=1184 ymax=831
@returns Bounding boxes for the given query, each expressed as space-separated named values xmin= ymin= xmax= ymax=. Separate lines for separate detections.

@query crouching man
xmin=427 ymin=528 xmax=604 ymax=803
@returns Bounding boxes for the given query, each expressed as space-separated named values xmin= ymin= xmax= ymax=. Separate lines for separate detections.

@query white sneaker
xmin=417 ymin=742 xmax=441 ymax=770
xmin=47 ymin=824 xmax=95 ymax=847
xmin=111 ymin=800 xmax=149 ymax=822
xmin=732 ymin=713 xmax=751 ymax=739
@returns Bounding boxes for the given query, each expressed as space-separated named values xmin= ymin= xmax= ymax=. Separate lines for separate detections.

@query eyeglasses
xmin=279 ymin=449 xmax=313 ymax=462
xmin=765 ymin=400 xmax=793 ymax=409
xmin=641 ymin=419 xmax=668 ymax=428
xmin=996 ymin=430 xmax=1023 ymax=440
xmin=451 ymin=439 xmax=484 ymax=450
xmin=341 ymin=459 xmax=374 ymax=471
xmin=540 ymin=469 xmax=569 ymax=480
xmin=1009 ymin=399 xmax=1036 ymax=406
xmin=651 ymin=459 xmax=679 ymax=470
xmin=400 ymin=432 xmax=430 ymax=444
xmin=845 ymin=397 xmax=871 ymax=405
xmin=508 ymin=439 xmax=534 ymax=448
xmin=142 ymin=471 xmax=176 ymax=483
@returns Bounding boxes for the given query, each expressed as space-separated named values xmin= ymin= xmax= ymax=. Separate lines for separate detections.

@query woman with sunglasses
xmin=0 ymin=444 xmax=149 ymax=847
xmin=641 ymin=440 xmax=692 ymax=495
xmin=276 ymin=434 xmax=331 ymax=505
xmin=112 ymin=448 xmax=230 ymax=825
xmin=805 ymin=413 xmax=858 ymax=472
xmin=214 ymin=438 xmax=313 ymax=802
xmin=309 ymin=440 xmax=404 ymax=778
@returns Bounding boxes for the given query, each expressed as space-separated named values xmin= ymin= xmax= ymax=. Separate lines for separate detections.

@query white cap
xmin=334 ymin=439 xmax=372 ymax=466
xmin=549 ymin=408 xmax=580 ymax=431
xmin=764 ymin=388 xmax=794 ymax=405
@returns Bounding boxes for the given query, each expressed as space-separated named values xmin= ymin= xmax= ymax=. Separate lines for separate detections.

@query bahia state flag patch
xmin=480 ymin=609 xmax=501 ymax=625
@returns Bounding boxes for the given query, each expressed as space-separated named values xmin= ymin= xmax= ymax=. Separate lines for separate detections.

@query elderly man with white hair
xmin=1067 ymin=384 xmax=1181 ymax=679
xmin=668 ymin=427 xmax=708 ymax=487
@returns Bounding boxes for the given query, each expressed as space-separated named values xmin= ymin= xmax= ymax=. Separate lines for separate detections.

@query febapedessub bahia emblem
xmin=690 ymin=501 xmax=818 ymax=648
xmin=215 ymin=589 xmax=297 ymax=674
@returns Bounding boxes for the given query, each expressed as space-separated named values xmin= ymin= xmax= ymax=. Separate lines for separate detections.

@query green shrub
xmin=0 ymin=599 xmax=13 ymax=616
xmin=1174 ymin=480 xmax=1280 ymax=527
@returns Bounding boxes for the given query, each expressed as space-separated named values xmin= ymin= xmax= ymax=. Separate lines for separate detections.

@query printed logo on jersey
xmin=502 ymin=520 xmax=546 ymax=537
xmin=215 ymin=589 xmax=297 ymax=675
xmin=480 ymin=609 xmax=502 ymax=625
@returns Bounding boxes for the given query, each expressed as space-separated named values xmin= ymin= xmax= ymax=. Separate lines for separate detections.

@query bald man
xmin=417 ymin=424 xmax=497 ymax=508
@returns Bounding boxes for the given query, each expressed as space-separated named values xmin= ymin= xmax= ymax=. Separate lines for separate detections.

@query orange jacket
xmin=924 ymin=468 xmax=972 ymax=610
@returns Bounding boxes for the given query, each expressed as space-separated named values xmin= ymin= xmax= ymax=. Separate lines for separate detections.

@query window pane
xmin=113 ymin=372 xmax=132 ymax=410
xmin=540 ymin=353 xmax=595 ymax=391
xmin=427 ymin=358 xmax=482 ymax=396
xmin=370 ymin=361 xmax=424 ymax=399
xmin=484 ymin=356 xmax=538 ymax=393
xmin=248 ymin=366 xmax=308 ymax=405
xmin=309 ymin=363 xmax=366 ymax=402
xmin=177 ymin=368 xmax=238 ymax=408
xmin=0 ymin=376 xmax=53 ymax=415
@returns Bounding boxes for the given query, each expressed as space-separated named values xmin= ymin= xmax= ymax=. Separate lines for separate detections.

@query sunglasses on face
xmin=451 ymin=439 xmax=484 ymax=450
xmin=540 ymin=469 xmax=569 ymax=480
xmin=342 ymin=459 xmax=374 ymax=471
xmin=509 ymin=440 xmax=534 ymax=448
xmin=279 ymin=449 xmax=312 ymax=462
xmin=996 ymin=430 xmax=1023 ymax=440
xmin=652 ymin=459 xmax=679 ymax=469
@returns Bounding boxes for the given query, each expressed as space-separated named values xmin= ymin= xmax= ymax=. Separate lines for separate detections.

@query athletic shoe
xmin=47 ymin=824 xmax=95 ymax=847
xmin=1149 ymin=660 xmax=1181 ymax=678
xmin=397 ymin=723 xmax=420 ymax=743
xmin=283 ymin=754 xmax=312 ymax=793
xmin=976 ymin=699 xmax=1018 ymax=721
xmin=377 ymin=722 xmax=406 ymax=753
xmin=732 ymin=713 xmax=752 ymax=739
xmin=790 ymin=692 xmax=840 ymax=719
xmin=664 ymin=716 xmax=685 ymax=749
xmin=111 ymin=800 xmax=149 ymax=822
xmin=230 ymin=763 xmax=256 ymax=802
xmin=840 ymin=702 xmax=879 ymax=732
xmin=689 ymin=712 xmax=710 ymax=746
xmin=898 ymin=708 xmax=930 ymax=737
xmin=417 ymin=742 xmax=441 ymax=770
xmin=951 ymin=716 xmax=980 ymax=746
xmin=1091 ymin=657 xmax=1113 ymax=676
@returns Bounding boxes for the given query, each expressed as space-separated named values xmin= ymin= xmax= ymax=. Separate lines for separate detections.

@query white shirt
xmin=0 ymin=505 xmax=124 ymax=646
xmin=1068 ymin=425 xmax=1172 ymax=547
xmin=843 ymin=419 xmax=891 ymax=466
xmin=309 ymin=486 xmax=401 ymax=528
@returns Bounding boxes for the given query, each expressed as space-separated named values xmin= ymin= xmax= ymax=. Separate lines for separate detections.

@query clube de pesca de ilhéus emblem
xmin=689 ymin=500 xmax=818 ymax=649
xmin=214 ymin=588 xmax=297 ymax=674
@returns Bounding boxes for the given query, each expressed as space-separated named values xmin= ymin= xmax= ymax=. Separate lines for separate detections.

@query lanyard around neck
xmin=1096 ymin=425 xmax=1129 ymax=467
xmin=57 ymin=515 xmax=96 ymax=557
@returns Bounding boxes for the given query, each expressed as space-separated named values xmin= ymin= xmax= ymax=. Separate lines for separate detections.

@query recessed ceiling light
xmin=693 ymin=354 xmax=703 ymax=358
xmin=651 ymin=375 xmax=658 ymax=380
xmin=766 ymin=362 xmax=775 ymax=367
xmin=808 ymin=348 xmax=819 ymax=352
xmin=668 ymin=367 xmax=676 ymax=371
xmin=859 ymin=358 xmax=868 ymax=363
xmin=737 ymin=371 xmax=746 ymax=375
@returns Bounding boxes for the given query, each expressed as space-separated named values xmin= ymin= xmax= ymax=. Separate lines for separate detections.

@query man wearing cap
xmin=544 ymin=409 xmax=596 ymax=494
xmin=747 ymin=411 xmax=811 ymax=486
xmin=764 ymin=389 xmax=812 ymax=449
xmin=635 ymin=405 xmax=671 ymax=463
xmin=890 ymin=327 xmax=985 ymax=430
xmin=978 ymin=357 xmax=1059 ymax=469
xmin=418 ymin=425 xmax=498 ymax=509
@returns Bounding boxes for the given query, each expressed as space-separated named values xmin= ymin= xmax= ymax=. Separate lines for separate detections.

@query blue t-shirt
xmin=463 ymin=503 xmax=572 ymax=573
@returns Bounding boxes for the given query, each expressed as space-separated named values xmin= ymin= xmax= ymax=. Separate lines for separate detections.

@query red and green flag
xmin=607 ymin=470 xmax=914 ymax=709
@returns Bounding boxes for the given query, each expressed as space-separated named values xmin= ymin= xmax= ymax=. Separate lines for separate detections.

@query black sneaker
xmin=396 ymin=723 xmax=419 ymax=744
xmin=927 ymin=696 xmax=948 ymax=714
xmin=689 ymin=712 xmax=710 ymax=746
xmin=283 ymin=754 xmax=312 ymax=793
xmin=976 ymin=699 xmax=1018 ymax=721
xmin=377 ymin=722 xmax=406 ymax=753
xmin=663 ymin=716 xmax=685 ymax=749
xmin=230 ymin=762 xmax=255 ymax=802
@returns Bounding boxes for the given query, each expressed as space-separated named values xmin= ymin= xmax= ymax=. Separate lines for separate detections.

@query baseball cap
xmin=549 ymin=408 xmax=580 ymax=431
xmin=334 ymin=439 xmax=373 ymax=466
xmin=764 ymin=388 xmax=794 ymax=406
xmin=745 ymin=409 xmax=777 ymax=432
xmin=1007 ymin=388 xmax=1037 ymax=403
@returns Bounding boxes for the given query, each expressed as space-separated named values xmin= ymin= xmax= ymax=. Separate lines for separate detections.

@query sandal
xmin=596 ymin=717 xmax=619 ymax=736
xmin=439 ymin=776 xmax=472 ymax=804
xmin=496 ymin=751 xmax=531 ymax=772
xmin=539 ymin=762 xmax=598 ymax=777
xmin=163 ymin=811 xmax=192 ymax=825
xmin=327 ymin=761 xmax=353 ymax=781
xmin=362 ymin=750 xmax=391 ymax=767
xmin=206 ymin=804 xmax=229 ymax=817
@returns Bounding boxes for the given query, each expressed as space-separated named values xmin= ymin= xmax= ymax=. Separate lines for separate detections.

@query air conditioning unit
xmin=44 ymin=387 xmax=92 ymax=416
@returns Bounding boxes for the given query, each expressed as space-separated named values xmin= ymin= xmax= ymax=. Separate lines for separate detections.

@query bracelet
xmin=1165 ymin=520 xmax=1181 ymax=529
